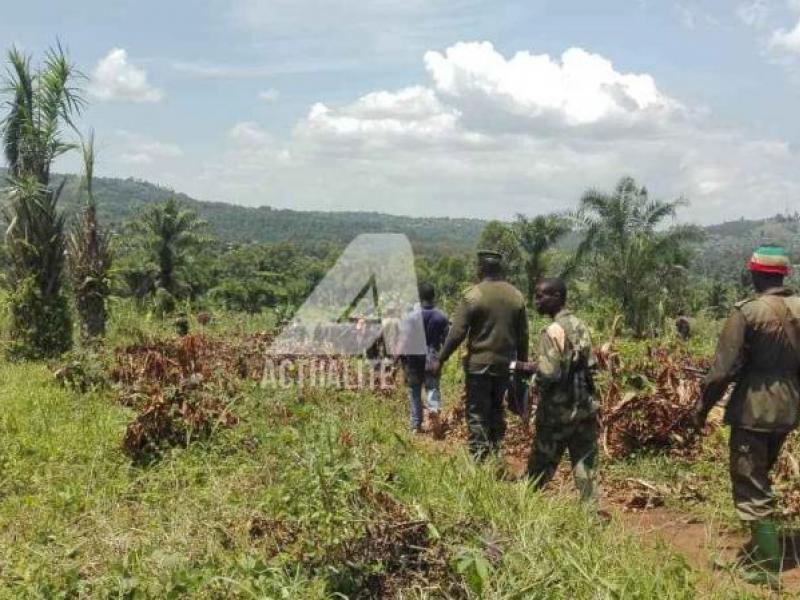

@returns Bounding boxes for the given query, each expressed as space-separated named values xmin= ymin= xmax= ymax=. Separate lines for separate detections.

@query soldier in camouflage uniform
xmin=434 ymin=250 xmax=529 ymax=460
xmin=527 ymin=278 xmax=599 ymax=504
xmin=694 ymin=245 xmax=800 ymax=587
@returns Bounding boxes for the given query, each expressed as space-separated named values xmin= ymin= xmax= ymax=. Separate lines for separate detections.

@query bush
xmin=6 ymin=276 xmax=72 ymax=360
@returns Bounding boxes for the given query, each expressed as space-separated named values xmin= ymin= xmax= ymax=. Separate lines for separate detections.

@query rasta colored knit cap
xmin=748 ymin=244 xmax=792 ymax=275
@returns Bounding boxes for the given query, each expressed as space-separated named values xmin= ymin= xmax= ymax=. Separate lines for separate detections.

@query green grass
xmin=0 ymin=301 xmax=768 ymax=598
xmin=0 ymin=347 xmax=763 ymax=599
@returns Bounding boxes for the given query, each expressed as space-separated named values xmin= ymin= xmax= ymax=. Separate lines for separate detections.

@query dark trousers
xmin=527 ymin=418 xmax=599 ymax=504
xmin=465 ymin=372 xmax=508 ymax=460
xmin=730 ymin=427 xmax=789 ymax=521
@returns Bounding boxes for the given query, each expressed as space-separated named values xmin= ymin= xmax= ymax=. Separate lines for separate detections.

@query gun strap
xmin=760 ymin=295 xmax=800 ymax=362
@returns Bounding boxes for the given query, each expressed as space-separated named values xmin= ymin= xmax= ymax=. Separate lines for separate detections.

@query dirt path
xmin=421 ymin=418 xmax=800 ymax=597
xmin=616 ymin=506 xmax=800 ymax=597
xmin=506 ymin=453 xmax=800 ymax=596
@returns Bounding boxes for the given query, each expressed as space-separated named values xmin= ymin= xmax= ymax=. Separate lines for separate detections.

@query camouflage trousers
xmin=464 ymin=372 xmax=508 ymax=461
xmin=527 ymin=418 xmax=599 ymax=504
xmin=729 ymin=427 xmax=789 ymax=521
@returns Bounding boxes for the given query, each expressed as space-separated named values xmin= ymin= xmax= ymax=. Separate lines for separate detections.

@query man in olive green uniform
xmin=526 ymin=278 xmax=599 ymax=504
xmin=694 ymin=245 xmax=800 ymax=587
xmin=434 ymin=250 xmax=529 ymax=460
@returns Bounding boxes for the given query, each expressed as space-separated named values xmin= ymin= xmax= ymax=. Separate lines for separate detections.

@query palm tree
xmin=576 ymin=176 xmax=704 ymax=337
xmin=68 ymin=131 xmax=112 ymax=341
xmin=511 ymin=213 xmax=571 ymax=303
xmin=1 ymin=45 xmax=84 ymax=358
xmin=129 ymin=196 xmax=207 ymax=311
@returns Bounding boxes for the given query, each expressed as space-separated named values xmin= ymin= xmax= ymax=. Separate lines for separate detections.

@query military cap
xmin=477 ymin=249 xmax=503 ymax=262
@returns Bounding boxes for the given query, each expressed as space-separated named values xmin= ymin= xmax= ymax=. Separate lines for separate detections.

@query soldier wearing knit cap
xmin=694 ymin=244 xmax=800 ymax=588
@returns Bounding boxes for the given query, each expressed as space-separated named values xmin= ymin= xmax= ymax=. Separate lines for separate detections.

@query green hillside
xmin=5 ymin=169 xmax=800 ymax=269
xmin=50 ymin=173 xmax=485 ymax=256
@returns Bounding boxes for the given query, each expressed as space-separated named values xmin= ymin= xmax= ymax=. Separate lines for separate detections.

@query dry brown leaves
xmin=436 ymin=346 xmax=715 ymax=467
xmin=775 ymin=434 xmax=800 ymax=517
xmin=112 ymin=333 xmax=400 ymax=462
xmin=599 ymin=346 xmax=714 ymax=459
xmin=317 ymin=483 xmax=466 ymax=599
xmin=113 ymin=334 xmax=247 ymax=462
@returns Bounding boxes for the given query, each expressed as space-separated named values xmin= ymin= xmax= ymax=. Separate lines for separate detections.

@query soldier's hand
xmin=427 ymin=358 xmax=441 ymax=377
xmin=691 ymin=406 xmax=708 ymax=433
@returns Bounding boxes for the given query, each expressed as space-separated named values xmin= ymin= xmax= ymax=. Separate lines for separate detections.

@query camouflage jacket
xmin=439 ymin=278 xmax=528 ymax=373
xmin=535 ymin=309 xmax=598 ymax=427
xmin=700 ymin=288 xmax=800 ymax=432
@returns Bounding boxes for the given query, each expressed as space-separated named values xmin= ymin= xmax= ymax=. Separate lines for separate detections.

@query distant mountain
xmin=2 ymin=169 xmax=799 ymax=271
xmin=696 ymin=214 xmax=800 ymax=278
xmin=47 ymin=173 xmax=484 ymax=256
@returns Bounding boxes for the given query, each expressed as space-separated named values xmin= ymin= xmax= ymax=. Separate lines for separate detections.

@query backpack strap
xmin=760 ymin=295 xmax=800 ymax=361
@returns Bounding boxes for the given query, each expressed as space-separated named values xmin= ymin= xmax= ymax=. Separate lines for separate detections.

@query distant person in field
xmin=399 ymin=283 xmax=449 ymax=434
xmin=694 ymin=245 xmax=800 ymax=588
xmin=527 ymin=278 xmax=600 ymax=506
xmin=432 ymin=251 xmax=529 ymax=460
xmin=675 ymin=315 xmax=692 ymax=341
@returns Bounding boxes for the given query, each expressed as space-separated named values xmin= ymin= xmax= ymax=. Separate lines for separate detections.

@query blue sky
xmin=4 ymin=0 xmax=800 ymax=223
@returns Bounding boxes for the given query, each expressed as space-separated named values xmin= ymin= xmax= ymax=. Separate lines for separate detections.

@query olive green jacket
xmin=700 ymin=288 xmax=800 ymax=432
xmin=439 ymin=278 xmax=528 ymax=373
xmin=535 ymin=309 xmax=598 ymax=426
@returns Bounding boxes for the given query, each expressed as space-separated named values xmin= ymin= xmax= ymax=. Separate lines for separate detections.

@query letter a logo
xmin=268 ymin=234 xmax=426 ymax=356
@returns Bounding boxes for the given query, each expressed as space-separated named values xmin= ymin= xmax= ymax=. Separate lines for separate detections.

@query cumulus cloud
xmin=423 ymin=43 xmax=681 ymax=130
xmin=114 ymin=131 xmax=182 ymax=165
xmin=90 ymin=49 xmax=163 ymax=103
xmin=299 ymin=86 xmax=469 ymax=147
xmin=770 ymin=16 xmax=800 ymax=52
xmin=183 ymin=41 xmax=800 ymax=224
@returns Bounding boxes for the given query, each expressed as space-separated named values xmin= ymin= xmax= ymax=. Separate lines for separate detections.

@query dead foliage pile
xmin=111 ymin=333 xmax=399 ymax=462
xmin=598 ymin=346 xmax=714 ymax=459
xmin=110 ymin=333 xmax=272 ymax=391
xmin=112 ymin=335 xmax=243 ymax=462
xmin=121 ymin=380 xmax=240 ymax=463
xmin=437 ymin=345 xmax=715 ymax=465
xmin=319 ymin=484 xmax=467 ymax=599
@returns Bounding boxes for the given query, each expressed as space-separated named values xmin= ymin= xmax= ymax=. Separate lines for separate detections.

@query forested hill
xmin=695 ymin=213 xmax=800 ymax=278
xmin=4 ymin=170 xmax=799 ymax=266
xmin=50 ymin=173 xmax=485 ymax=256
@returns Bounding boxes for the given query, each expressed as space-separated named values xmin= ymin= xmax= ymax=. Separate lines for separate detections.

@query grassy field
xmin=0 ymin=306 xmax=777 ymax=598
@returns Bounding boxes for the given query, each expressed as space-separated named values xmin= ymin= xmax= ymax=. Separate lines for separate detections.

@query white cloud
xmin=114 ymin=131 xmax=182 ymax=165
xmin=90 ymin=49 xmax=163 ymax=103
xmin=770 ymin=16 xmax=800 ymax=52
xmin=737 ymin=0 xmax=770 ymax=27
xmin=299 ymin=86 xmax=469 ymax=146
xmin=258 ymin=88 xmax=280 ymax=101
xmin=229 ymin=121 xmax=272 ymax=147
xmin=182 ymin=41 xmax=800 ymax=224
xmin=423 ymin=43 xmax=681 ymax=129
